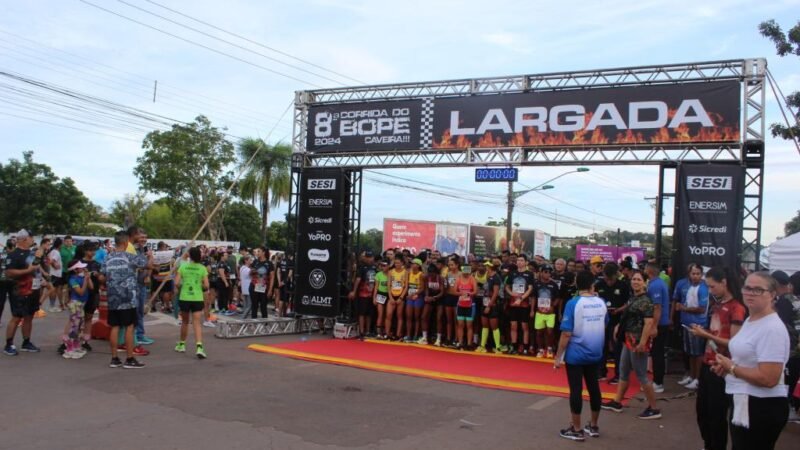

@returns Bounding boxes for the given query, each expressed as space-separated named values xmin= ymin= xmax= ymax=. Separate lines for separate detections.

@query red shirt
xmin=704 ymin=298 xmax=746 ymax=365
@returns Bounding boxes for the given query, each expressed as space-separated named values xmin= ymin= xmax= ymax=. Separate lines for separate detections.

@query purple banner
xmin=576 ymin=245 xmax=647 ymax=264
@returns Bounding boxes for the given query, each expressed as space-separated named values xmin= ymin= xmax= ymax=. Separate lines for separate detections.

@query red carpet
xmin=249 ymin=339 xmax=637 ymax=400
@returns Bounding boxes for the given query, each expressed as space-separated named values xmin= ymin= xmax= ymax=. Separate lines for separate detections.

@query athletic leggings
xmin=565 ymin=362 xmax=602 ymax=415
xmin=696 ymin=365 xmax=728 ymax=450
xmin=249 ymin=286 xmax=268 ymax=319
xmin=729 ymin=395 xmax=788 ymax=450
xmin=64 ymin=301 xmax=85 ymax=350
xmin=216 ymin=282 xmax=230 ymax=311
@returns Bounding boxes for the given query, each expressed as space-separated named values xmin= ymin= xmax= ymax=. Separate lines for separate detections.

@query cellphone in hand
xmin=707 ymin=340 xmax=719 ymax=353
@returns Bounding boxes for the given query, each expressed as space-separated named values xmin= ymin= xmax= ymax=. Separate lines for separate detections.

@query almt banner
xmin=675 ymin=163 xmax=744 ymax=277
xmin=382 ymin=219 xmax=436 ymax=254
xmin=295 ymin=169 xmax=345 ymax=317
xmin=306 ymin=81 xmax=739 ymax=153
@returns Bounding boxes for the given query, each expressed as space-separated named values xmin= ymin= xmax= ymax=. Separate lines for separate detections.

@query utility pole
xmin=153 ymin=80 xmax=158 ymax=103
xmin=506 ymin=181 xmax=514 ymax=250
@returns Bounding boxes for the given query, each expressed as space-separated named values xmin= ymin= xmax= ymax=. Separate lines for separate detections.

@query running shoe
xmin=637 ymin=407 xmax=662 ymax=420
xmin=476 ymin=346 xmax=488 ymax=353
xmin=3 ymin=344 xmax=17 ymax=356
xmin=546 ymin=348 xmax=555 ymax=359
xmin=132 ymin=345 xmax=150 ymax=356
xmin=123 ymin=358 xmax=146 ymax=369
xmin=109 ymin=357 xmax=123 ymax=368
xmin=202 ymin=320 xmax=216 ymax=328
xmin=677 ymin=375 xmax=692 ymax=385
xmin=685 ymin=379 xmax=699 ymax=390
xmin=81 ymin=341 xmax=93 ymax=352
xmin=498 ymin=345 xmax=509 ymax=353
xmin=34 ymin=309 xmax=46 ymax=318
xmin=536 ymin=349 xmax=545 ymax=358
xmin=174 ymin=342 xmax=186 ymax=353
xmin=196 ymin=344 xmax=207 ymax=359
xmin=522 ymin=348 xmax=530 ymax=356
xmin=402 ymin=336 xmax=412 ymax=343
xmin=138 ymin=336 xmax=155 ymax=345
xmin=507 ymin=347 xmax=519 ymax=355
xmin=601 ymin=400 xmax=624 ymax=413
xmin=433 ymin=337 xmax=442 ymax=347
xmin=559 ymin=426 xmax=585 ymax=442
xmin=416 ymin=336 xmax=427 ymax=345
xmin=72 ymin=349 xmax=87 ymax=359
xmin=62 ymin=350 xmax=75 ymax=359
xmin=583 ymin=424 xmax=600 ymax=438
xmin=653 ymin=383 xmax=665 ymax=393
xmin=21 ymin=341 xmax=40 ymax=352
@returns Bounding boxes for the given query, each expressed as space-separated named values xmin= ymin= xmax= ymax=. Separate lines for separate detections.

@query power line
xmin=0 ymin=110 xmax=141 ymax=142
xmin=531 ymin=190 xmax=653 ymax=226
xmin=77 ymin=0 xmax=323 ymax=88
xmin=115 ymin=0 xmax=349 ymax=86
xmin=143 ymin=0 xmax=365 ymax=85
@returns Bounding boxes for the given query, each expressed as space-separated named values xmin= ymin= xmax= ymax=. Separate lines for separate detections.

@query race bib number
xmin=376 ymin=294 xmax=387 ymax=305
xmin=483 ymin=297 xmax=490 ymax=307
xmin=32 ymin=277 xmax=42 ymax=290
xmin=408 ymin=287 xmax=418 ymax=296
xmin=513 ymin=281 xmax=525 ymax=294
xmin=428 ymin=282 xmax=439 ymax=290
xmin=254 ymin=282 xmax=267 ymax=293
xmin=391 ymin=280 xmax=403 ymax=290
xmin=538 ymin=297 xmax=551 ymax=309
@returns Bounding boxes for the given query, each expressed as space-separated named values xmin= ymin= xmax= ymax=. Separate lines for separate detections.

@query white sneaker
xmin=677 ymin=375 xmax=693 ymax=385
xmin=434 ymin=338 xmax=442 ymax=347
xmin=416 ymin=336 xmax=427 ymax=345
xmin=685 ymin=379 xmax=699 ymax=390
xmin=653 ymin=383 xmax=665 ymax=393
xmin=62 ymin=351 xmax=74 ymax=359
xmin=202 ymin=320 xmax=216 ymax=328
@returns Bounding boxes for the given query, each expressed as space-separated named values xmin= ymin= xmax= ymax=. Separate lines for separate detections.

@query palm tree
xmin=238 ymin=138 xmax=292 ymax=241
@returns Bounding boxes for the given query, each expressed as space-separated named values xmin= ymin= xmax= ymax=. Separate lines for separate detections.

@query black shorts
xmin=481 ymin=303 xmax=501 ymax=319
xmin=151 ymin=279 xmax=174 ymax=293
xmin=442 ymin=294 xmax=458 ymax=308
xmin=356 ymin=297 xmax=372 ymax=316
xmin=108 ymin=308 xmax=138 ymax=327
xmin=509 ymin=306 xmax=531 ymax=323
xmin=9 ymin=294 xmax=38 ymax=318
xmin=52 ymin=276 xmax=66 ymax=287
xmin=83 ymin=296 xmax=98 ymax=315
xmin=179 ymin=300 xmax=204 ymax=313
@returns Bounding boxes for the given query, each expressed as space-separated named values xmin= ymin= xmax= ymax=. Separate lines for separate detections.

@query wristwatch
xmin=729 ymin=363 xmax=737 ymax=378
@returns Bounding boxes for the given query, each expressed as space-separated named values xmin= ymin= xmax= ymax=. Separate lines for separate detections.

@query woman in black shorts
xmin=418 ymin=264 xmax=443 ymax=344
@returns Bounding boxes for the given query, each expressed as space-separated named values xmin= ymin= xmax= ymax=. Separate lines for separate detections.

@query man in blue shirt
xmin=674 ymin=263 xmax=708 ymax=390
xmin=645 ymin=262 xmax=671 ymax=391
xmin=554 ymin=271 xmax=609 ymax=441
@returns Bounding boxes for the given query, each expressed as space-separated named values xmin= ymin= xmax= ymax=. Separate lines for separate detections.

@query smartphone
xmin=707 ymin=340 xmax=719 ymax=353
xmin=681 ymin=324 xmax=692 ymax=331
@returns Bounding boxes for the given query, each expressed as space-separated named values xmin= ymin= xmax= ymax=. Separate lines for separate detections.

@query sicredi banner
xmin=295 ymin=169 xmax=345 ymax=317
xmin=382 ymin=219 xmax=436 ymax=254
xmin=675 ymin=163 xmax=744 ymax=278
xmin=306 ymin=81 xmax=740 ymax=153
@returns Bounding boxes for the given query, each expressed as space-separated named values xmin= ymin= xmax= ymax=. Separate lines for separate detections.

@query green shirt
xmin=178 ymin=262 xmax=207 ymax=301
xmin=375 ymin=271 xmax=389 ymax=294
xmin=60 ymin=245 xmax=76 ymax=267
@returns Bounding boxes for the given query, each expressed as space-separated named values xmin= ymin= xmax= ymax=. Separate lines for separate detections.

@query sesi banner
xmin=295 ymin=169 xmax=345 ymax=317
xmin=675 ymin=164 xmax=744 ymax=277
xmin=306 ymin=81 xmax=740 ymax=153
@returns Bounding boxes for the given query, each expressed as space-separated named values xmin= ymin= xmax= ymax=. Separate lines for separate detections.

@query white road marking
xmin=527 ymin=397 xmax=562 ymax=410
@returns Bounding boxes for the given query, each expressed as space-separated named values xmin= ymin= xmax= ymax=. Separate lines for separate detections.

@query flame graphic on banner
xmin=433 ymin=110 xmax=739 ymax=149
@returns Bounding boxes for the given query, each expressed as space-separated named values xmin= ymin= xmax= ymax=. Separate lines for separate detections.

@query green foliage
xmin=759 ymin=19 xmax=800 ymax=140
xmin=238 ymin=138 xmax=292 ymax=239
xmin=76 ymin=223 xmax=119 ymax=237
xmin=109 ymin=192 xmax=150 ymax=229
xmin=358 ymin=228 xmax=383 ymax=254
xmin=139 ymin=201 xmax=196 ymax=239
xmin=265 ymin=220 xmax=289 ymax=251
xmin=785 ymin=210 xmax=800 ymax=236
xmin=223 ymin=202 xmax=262 ymax=248
xmin=135 ymin=116 xmax=235 ymax=240
xmin=0 ymin=151 xmax=94 ymax=234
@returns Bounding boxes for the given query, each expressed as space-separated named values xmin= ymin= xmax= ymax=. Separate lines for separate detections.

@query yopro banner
xmin=295 ymin=169 xmax=346 ymax=317
xmin=675 ymin=163 xmax=744 ymax=277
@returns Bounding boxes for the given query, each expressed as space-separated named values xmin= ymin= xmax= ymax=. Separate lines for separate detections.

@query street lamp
xmin=505 ymin=167 xmax=590 ymax=246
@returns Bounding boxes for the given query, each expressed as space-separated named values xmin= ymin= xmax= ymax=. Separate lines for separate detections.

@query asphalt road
xmin=1 ymin=311 xmax=797 ymax=449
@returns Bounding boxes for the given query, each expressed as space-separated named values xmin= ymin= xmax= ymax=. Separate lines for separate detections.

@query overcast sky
xmin=1 ymin=0 xmax=799 ymax=243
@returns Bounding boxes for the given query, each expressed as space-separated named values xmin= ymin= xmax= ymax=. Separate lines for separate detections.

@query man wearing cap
xmin=594 ymin=262 xmax=630 ymax=383
xmin=533 ymin=264 xmax=561 ymax=358
xmin=350 ymin=251 xmax=377 ymax=338
xmin=589 ymin=255 xmax=605 ymax=281
xmin=3 ymin=229 xmax=44 ymax=356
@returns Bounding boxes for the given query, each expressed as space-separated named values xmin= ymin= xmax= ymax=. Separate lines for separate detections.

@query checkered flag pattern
xmin=420 ymin=97 xmax=435 ymax=149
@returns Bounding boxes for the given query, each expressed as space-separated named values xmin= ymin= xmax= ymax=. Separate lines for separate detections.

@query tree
xmin=359 ymin=228 xmax=383 ymax=254
xmin=109 ymin=192 xmax=150 ymax=229
xmin=135 ymin=116 xmax=235 ymax=240
xmin=139 ymin=201 xmax=195 ymax=239
xmin=785 ymin=210 xmax=800 ymax=236
xmin=265 ymin=220 xmax=289 ymax=251
xmin=0 ymin=151 xmax=94 ymax=234
xmin=759 ymin=19 xmax=800 ymax=140
xmin=238 ymin=138 xmax=292 ymax=240
xmin=223 ymin=202 xmax=262 ymax=248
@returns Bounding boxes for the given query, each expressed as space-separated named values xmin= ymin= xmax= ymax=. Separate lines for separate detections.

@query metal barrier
xmin=214 ymin=316 xmax=335 ymax=339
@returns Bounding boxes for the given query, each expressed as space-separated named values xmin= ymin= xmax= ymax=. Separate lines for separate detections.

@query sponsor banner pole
xmin=675 ymin=163 xmax=745 ymax=279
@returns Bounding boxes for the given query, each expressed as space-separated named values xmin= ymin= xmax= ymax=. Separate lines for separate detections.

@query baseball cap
xmin=411 ymin=258 xmax=423 ymax=266
xmin=541 ymin=264 xmax=553 ymax=272
xmin=16 ymin=229 xmax=31 ymax=239
xmin=620 ymin=260 xmax=633 ymax=270
xmin=590 ymin=255 xmax=604 ymax=265
xmin=69 ymin=261 xmax=88 ymax=271
xmin=483 ymin=261 xmax=494 ymax=268
xmin=772 ymin=270 xmax=790 ymax=286
xmin=364 ymin=250 xmax=374 ymax=257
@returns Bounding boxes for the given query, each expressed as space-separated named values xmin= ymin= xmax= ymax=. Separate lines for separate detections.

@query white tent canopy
xmin=765 ymin=232 xmax=800 ymax=274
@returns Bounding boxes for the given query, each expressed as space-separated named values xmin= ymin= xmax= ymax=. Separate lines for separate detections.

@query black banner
xmin=675 ymin=164 xmax=744 ymax=277
xmin=469 ymin=225 xmax=503 ymax=257
xmin=305 ymin=81 xmax=740 ymax=153
xmin=295 ymin=169 xmax=345 ymax=317
xmin=306 ymin=99 xmax=422 ymax=152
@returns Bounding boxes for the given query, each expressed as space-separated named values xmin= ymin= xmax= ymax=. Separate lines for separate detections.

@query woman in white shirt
xmin=712 ymin=272 xmax=790 ymax=450
xmin=239 ymin=256 xmax=252 ymax=318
